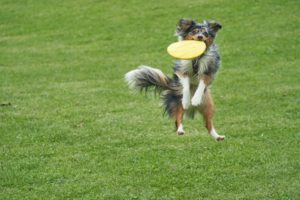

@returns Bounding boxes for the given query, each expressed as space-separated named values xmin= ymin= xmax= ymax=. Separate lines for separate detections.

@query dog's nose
xmin=197 ymin=35 xmax=203 ymax=40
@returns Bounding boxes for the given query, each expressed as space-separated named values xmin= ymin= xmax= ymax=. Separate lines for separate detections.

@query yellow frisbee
xmin=167 ymin=40 xmax=206 ymax=60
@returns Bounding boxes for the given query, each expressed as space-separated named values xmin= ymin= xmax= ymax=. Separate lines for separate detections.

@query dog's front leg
xmin=191 ymin=79 xmax=206 ymax=106
xmin=179 ymin=76 xmax=191 ymax=109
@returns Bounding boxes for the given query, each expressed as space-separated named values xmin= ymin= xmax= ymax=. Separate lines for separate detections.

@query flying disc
xmin=167 ymin=40 xmax=206 ymax=60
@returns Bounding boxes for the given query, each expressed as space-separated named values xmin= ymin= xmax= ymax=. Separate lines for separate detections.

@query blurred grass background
xmin=0 ymin=0 xmax=299 ymax=199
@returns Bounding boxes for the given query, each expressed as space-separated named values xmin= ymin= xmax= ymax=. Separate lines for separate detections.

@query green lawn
xmin=1 ymin=0 xmax=299 ymax=199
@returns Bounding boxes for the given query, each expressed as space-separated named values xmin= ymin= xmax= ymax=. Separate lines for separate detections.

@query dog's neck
xmin=192 ymin=43 xmax=218 ymax=75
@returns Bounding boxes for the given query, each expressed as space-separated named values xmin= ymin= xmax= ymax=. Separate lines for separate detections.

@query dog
xmin=125 ymin=19 xmax=225 ymax=141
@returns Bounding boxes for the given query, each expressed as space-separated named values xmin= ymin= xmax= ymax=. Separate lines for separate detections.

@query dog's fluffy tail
xmin=125 ymin=65 xmax=172 ymax=92
xmin=125 ymin=65 xmax=185 ymax=119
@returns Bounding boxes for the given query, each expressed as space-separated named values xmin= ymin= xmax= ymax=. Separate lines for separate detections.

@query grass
xmin=0 ymin=0 xmax=299 ymax=199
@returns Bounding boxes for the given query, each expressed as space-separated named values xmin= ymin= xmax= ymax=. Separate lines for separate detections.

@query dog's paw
xmin=191 ymin=94 xmax=202 ymax=106
xmin=177 ymin=130 xmax=185 ymax=135
xmin=210 ymin=128 xmax=225 ymax=141
xmin=177 ymin=124 xmax=185 ymax=135
xmin=216 ymin=135 xmax=225 ymax=141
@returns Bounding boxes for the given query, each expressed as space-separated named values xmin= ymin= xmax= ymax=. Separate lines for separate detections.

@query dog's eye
xmin=203 ymin=32 xmax=209 ymax=37
xmin=192 ymin=29 xmax=199 ymax=34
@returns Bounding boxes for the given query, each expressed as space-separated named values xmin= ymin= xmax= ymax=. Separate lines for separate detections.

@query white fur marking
xmin=210 ymin=128 xmax=220 ymax=139
xmin=191 ymin=79 xmax=205 ymax=106
xmin=177 ymin=124 xmax=184 ymax=134
xmin=125 ymin=65 xmax=167 ymax=89
xmin=210 ymin=128 xmax=225 ymax=141
xmin=124 ymin=70 xmax=138 ymax=89
xmin=179 ymin=76 xmax=190 ymax=109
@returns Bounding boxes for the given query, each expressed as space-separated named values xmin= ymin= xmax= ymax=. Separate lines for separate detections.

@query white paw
xmin=191 ymin=93 xmax=203 ymax=106
xmin=216 ymin=135 xmax=225 ymax=141
xmin=177 ymin=124 xmax=185 ymax=135
xmin=192 ymin=79 xmax=205 ymax=107
xmin=210 ymin=128 xmax=225 ymax=141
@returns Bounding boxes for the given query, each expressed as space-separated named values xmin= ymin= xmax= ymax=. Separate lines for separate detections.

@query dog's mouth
xmin=191 ymin=38 xmax=206 ymax=44
xmin=188 ymin=36 xmax=206 ymax=42
xmin=196 ymin=36 xmax=204 ymax=41
xmin=191 ymin=37 xmax=212 ymax=47
xmin=184 ymin=35 xmax=211 ymax=46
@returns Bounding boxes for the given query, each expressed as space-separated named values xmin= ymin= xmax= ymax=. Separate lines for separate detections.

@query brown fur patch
xmin=175 ymin=104 xmax=184 ymax=127
xmin=202 ymin=74 xmax=214 ymax=85
xmin=199 ymin=90 xmax=214 ymax=132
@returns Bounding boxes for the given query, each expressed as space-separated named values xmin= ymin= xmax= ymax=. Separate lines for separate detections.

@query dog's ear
xmin=207 ymin=20 xmax=222 ymax=32
xmin=177 ymin=19 xmax=195 ymax=32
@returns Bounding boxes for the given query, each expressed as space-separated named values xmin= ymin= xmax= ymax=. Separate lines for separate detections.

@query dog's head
xmin=177 ymin=19 xmax=222 ymax=47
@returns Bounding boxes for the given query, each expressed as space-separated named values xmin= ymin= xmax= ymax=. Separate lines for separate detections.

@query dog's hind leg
xmin=175 ymin=105 xmax=185 ymax=135
xmin=200 ymin=90 xmax=225 ymax=141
